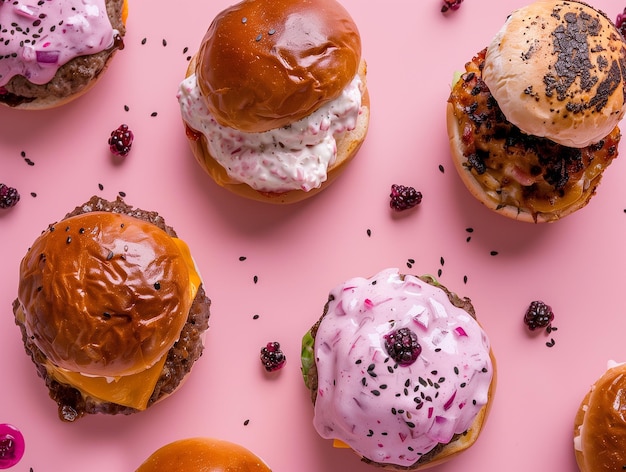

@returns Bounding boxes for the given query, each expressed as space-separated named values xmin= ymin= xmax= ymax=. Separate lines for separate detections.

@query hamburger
xmin=12 ymin=196 xmax=211 ymax=422
xmin=301 ymin=268 xmax=496 ymax=469
xmin=0 ymin=0 xmax=127 ymax=109
xmin=177 ymin=0 xmax=369 ymax=203
xmin=446 ymin=0 xmax=626 ymax=222
xmin=135 ymin=438 xmax=272 ymax=472
xmin=574 ymin=361 xmax=626 ymax=472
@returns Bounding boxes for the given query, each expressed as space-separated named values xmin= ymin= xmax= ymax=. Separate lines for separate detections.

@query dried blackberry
xmin=617 ymin=9 xmax=626 ymax=38
xmin=260 ymin=342 xmax=286 ymax=372
xmin=524 ymin=301 xmax=554 ymax=331
xmin=390 ymin=184 xmax=422 ymax=212
xmin=384 ymin=328 xmax=421 ymax=366
xmin=0 ymin=184 xmax=20 ymax=209
xmin=108 ymin=124 xmax=134 ymax=157
xmin=441 ymin=0 xmax=464 ymax=13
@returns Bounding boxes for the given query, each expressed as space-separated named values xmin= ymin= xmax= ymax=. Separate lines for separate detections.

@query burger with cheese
xmin=12 ymin=196 xmax=211 ymax=421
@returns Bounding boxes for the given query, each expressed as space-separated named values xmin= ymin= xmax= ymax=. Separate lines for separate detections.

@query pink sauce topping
xmin=0 ymin=0 xmax=116 ymax=86
xmin=313 ymin=268 xmax=493 ymax=466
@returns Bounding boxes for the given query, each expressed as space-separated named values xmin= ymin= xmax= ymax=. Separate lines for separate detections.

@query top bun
xmin=483 ymin=0 xmax=626 ymax=148
xmin=195 ymin=0 xmax=361 ymax=133
xmin=18 ymin=211 xmax=196 ymax=377
xmin=135 ymin=437 xmax=271 ymax=472
xmin=574 ymin=362 xmax=626 ymax=472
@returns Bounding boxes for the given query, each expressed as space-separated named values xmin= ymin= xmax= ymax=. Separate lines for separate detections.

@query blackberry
xmin=108 ymin=124 xmax=134 ymax=157
xmin=523 ymin=301 xmax=554 ymax=331
xmin=260 ymin=342 xmax=286 ymax=372
xmin=617 ymin=9 xmax=626 ymax=38
xmin=0 ymin=184 xmax=20 ymax=209
xmin=384 ymin=327 xmax=421 ymax=366
xmin=390 ymin=184 xmax=422 ymax=211
xmin=441 ymin=0 xmax=463 ymax=13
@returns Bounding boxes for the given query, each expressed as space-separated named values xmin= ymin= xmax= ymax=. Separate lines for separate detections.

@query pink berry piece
xmin=0 ymin=424 xmax=25 ymax=469
xmin=441 ymin=0 xmax=464 ymax=13
xmin=108 ymin=124 xmax=134 ymax=157
xmin=260 ymin=342 xmax=286 ymax=372
xmin=0 ymin=184 xmax=20 ymax=209
xmin=390 ymin=184 xmax=422 ymax=212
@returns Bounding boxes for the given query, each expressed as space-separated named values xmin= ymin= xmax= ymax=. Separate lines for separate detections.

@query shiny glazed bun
xmin=135 ymin=438 xmax=272 ymax=472
xmin=196 ymin=0 xmax=361 ymax=133
xmin=178 ymin=0 xmax=369 ymax=203
xmin=18 ymin=211 xmax=193 ymax=377
xmin=447 ymin=0 xmax=624 ymax=223
xmin=13 ymin=196 xmax=210 ymax=421
xmin=574 ymin=362 xmax=626 ymax=472
xmin=483 ymin=0 xmax=626 ymax=149
xmin=301 ymin=269 xmax=496 ymax=470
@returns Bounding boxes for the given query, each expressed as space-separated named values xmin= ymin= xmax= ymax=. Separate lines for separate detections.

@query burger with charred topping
xmin=447 ymin=0 xmax=626 ymax=222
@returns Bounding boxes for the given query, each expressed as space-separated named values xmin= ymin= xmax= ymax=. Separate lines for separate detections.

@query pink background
xmin=1 ymin=0 xmax=625 ymax=470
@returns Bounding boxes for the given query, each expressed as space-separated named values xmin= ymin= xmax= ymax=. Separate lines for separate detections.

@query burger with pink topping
xmin=301 ymin=268 xmax=496 ymax=469
xmin=0 ymin=0 xmax=127 ymax=109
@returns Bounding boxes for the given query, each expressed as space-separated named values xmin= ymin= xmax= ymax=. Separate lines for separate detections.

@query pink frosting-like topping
xmin=313 ymin=268 xmax=493 ymax=467
xmin=0 ymin=0 xmax=115 ymax=86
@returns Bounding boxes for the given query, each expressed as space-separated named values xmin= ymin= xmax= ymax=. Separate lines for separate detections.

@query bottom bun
xmin=445 ymin=102 xmax=604 ymax=223
xmin=574 ymin=362 xmax=626 ymax=472
xmin=135 ymin=438 xmax=272 ymax=472
xmin=183 ymin=56 xmax=370 ymax=204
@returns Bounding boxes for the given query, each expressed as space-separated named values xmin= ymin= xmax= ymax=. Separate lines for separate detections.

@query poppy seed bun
xmin=135 ymin=438 xmax=272 ymax=472
xmin=574 ymin=362 xmax=626 ymax=472
xmin=483 ymin=0 xmax=626 ymax=148
xmin=196 ymin=0 xmax=362 ymax=133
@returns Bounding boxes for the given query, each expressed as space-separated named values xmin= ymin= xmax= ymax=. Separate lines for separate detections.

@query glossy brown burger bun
xmin=574 ymin=362 xmax=626 ymax=472
xmin=446 ymin=102 xmax=593 ymax=224
xmin=196 ymin=0 xmax=362 ymax=133
xmin=135 ymin=438 xmax=272 ymax=472
xmin=185 ymin=54 xmax=369 ymax=204
xmin=18 ymin=210 xmax=195 ymax=377
xmin=2 ymin=0 xmax=127 ymax=110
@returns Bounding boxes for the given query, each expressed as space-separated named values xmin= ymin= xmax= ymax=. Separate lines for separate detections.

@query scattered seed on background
xmin=98 ymin=183 xmax=104 ymax=191
xmin=438 ymin=165 xmax=445 ymax=173
xmin=367 ymin=228 xmax=372 ymax=237
xmin=162 ymin=39 xmax=167 ymax=47
xmin=119 ymin=191 xmax=127 ymax=198
xmin=150 ymin=112 xmax=158 ymax=117
xmin=253 ymin=275 xmax=258 ymax=284
xmin=239 ymin=256 xmax=247 ymax=261
xmin=490 ymin=251 xmax=498 ymax=256
xmin=141 ymin=38 xmax=147 ymax=45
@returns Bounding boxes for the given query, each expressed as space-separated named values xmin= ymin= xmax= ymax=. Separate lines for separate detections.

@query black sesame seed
xmin=124 ymin=105 xmax=129 ymax=112
xmin=243 ymin=419 xmax=250 ymax=425
xmin=241 ymin=16 xmax=247 ymax=23
xmin=239 ymin=256 xmax=247 ymax=261
xmin=367 ymin=228 xmax=372 ymax=237
xmin=98 ymin=183 xmax=104 ymax=191
xmin=30 ymin=192 xmax=36 ymax=198
xmin=141 ymin=37 xmax=147 ymax=45
xmin=106 ymin=251 xmax=114 ymax=260
xmin=253 ymin=275 xmax=258 ymax=284
xmin=154 ymin=282 xmax=161 ymax=290
xmin=150 ymin=112 xmax=158 ymax=117
xmin=268 ymin=28 xmax=276 ymax=35
xmin=490 ymin=250 xmax=499 ymax=256
xmin=66 ymin=237 xmax=71 ymax=244
xmin=438 ymin=164 xmax=445 ymax=173
xmin=371 ymin=390 xmax=380 ymax=396
xmin=252 ymin=314 xmax=259 ymax=320
xmin=255 ymin=33 xmax=262 ymax=41
xmin=454 ymin=366 xmax=459 ymax=375
xmin=162 ymin=38 xmax=167 ymax=47
xmin=119 ymin=191 xmax=127 ymax=197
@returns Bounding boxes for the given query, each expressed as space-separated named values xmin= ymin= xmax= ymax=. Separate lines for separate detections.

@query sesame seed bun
xmin=483 ymin=0 xmax=626 ymax=148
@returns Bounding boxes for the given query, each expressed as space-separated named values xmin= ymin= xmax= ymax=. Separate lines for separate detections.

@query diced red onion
xmin=36 ymin=50 xmax=60 ymax=64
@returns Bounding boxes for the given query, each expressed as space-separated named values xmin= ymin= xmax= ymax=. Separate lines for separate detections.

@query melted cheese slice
xmin=45 ymin=354 xmax=168 ymax=410
xmin=44 ymin=237 xmax=201 ymax=411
